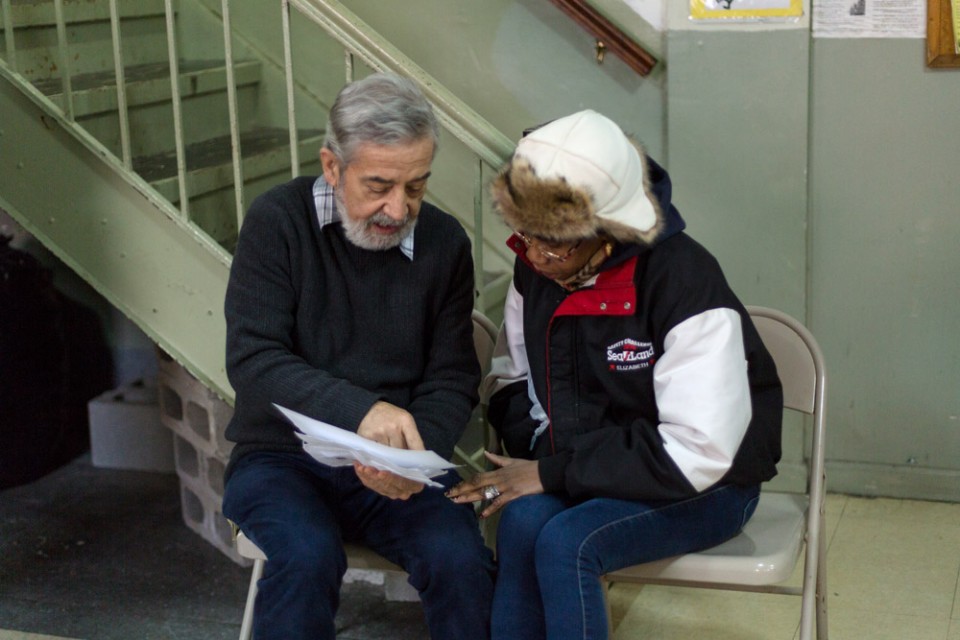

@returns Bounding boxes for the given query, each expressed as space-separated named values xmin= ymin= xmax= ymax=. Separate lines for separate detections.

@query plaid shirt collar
xmin=313 ymin=177 xmax=415 ymax=260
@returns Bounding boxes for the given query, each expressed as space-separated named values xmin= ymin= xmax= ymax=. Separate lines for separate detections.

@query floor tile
xmin=951 ymin=567 xmax=960 ymax=621
xmin=827 ymin=497 xmax=960 ymax=619
xmin=827 ymin=607 xmax=949 ymax=640
xmin=611 ymin=585 xmax=801 ymax=640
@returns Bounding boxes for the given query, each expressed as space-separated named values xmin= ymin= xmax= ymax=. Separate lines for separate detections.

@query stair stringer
xmin=0 ymin=65 xmax=235 ymax=402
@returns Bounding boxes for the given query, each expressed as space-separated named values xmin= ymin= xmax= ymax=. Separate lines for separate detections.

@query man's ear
xmin=320 ymin=148 xmax=340 ymax=188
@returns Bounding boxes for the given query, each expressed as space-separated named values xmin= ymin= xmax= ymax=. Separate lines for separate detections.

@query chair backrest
xmin=746 ymin=305 xmax=828 ymax=503
xmin=472 ymin=309 xmax=498 ymax=380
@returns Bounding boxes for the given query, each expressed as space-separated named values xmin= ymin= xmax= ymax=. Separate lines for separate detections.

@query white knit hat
xmin=490 ymin=110 xmax=662 ymax=244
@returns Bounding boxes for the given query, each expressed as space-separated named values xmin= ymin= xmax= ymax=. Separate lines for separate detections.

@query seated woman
xmin=447 ymin=109 xmax=783 ymax=640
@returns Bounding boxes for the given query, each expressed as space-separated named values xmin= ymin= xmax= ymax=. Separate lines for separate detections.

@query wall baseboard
xmin=825 ymin=461 xmax=959 ymax=503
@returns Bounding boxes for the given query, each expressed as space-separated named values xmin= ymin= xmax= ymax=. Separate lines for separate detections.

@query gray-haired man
xmin=222 ymin=73 xmax=494 ymax=640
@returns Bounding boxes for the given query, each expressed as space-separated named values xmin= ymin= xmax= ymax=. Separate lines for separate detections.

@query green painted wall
xmin=339 ymin=0 xmax=667 ymax=159
xmin=809 ymin=39 xmax=960 ymax=499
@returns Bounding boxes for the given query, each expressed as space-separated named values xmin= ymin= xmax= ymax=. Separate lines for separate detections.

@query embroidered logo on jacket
xmin=606 ymin=338 xmax=656 ymax=371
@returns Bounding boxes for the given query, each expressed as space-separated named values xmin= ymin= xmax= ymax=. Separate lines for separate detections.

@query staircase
xmin=0 ymin=0 xmax=514 ymax=403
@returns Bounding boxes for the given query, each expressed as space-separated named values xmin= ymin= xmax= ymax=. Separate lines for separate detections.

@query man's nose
xmin=382 ymin=189 xmax=409 ymax=221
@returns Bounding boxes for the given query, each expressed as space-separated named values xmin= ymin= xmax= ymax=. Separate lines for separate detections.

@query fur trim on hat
xmin=490 ymin=140 xmax=664 ymax=246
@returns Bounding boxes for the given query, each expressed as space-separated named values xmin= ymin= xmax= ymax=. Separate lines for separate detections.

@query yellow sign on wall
xmin=690 ymin=0 xmax=803 ymax=20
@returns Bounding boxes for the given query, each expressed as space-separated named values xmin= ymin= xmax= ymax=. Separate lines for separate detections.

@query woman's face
xmin=519 ymin=233 xmax=606 ymax=282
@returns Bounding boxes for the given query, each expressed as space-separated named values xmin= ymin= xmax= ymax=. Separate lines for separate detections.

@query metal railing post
xmin=474 ymin=159 xmax=486 ymax=312
xmin=2 ymin=0 xmax=17 ymax=72
xmin=108 ymin=0 xmax=132 ymax=169
xmin=164 ymin=0 xmax=189 ymax=220
xmin=281 ymin=0 xmax=300 ymax=178
xmin=221 ymin=0 xmax=245 ymax=229
xmin=53 ymin=0 xmax=74 ymax=121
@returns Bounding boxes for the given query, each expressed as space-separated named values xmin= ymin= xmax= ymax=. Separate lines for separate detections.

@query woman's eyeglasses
xmin=515 ymin=231 xmax=582 ymax=263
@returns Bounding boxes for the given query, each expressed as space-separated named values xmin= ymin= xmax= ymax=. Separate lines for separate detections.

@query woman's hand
xmin=446 ymin=451 xmax=543 ymax=518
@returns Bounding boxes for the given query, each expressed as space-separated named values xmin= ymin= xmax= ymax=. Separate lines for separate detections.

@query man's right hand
xmin=357 ymin=401 xmax=425 ymax=450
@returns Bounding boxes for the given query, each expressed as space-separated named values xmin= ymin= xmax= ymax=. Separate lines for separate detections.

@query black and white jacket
xmin=485 ymin=161 xmax=782 ymax=502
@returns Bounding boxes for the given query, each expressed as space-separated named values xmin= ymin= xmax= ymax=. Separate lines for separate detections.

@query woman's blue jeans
xmin=222 ymin=451 xmax=495 ymax=640
xmin=492 ymin=482 xmax=760 ymax=640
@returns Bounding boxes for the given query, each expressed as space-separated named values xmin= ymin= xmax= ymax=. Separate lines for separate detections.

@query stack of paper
xmin=274 ymin=404 xmax=457 ymax=488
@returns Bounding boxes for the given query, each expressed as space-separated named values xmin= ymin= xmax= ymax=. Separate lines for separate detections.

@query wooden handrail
xmin=548 ymin=0 xmax=657 ymax=76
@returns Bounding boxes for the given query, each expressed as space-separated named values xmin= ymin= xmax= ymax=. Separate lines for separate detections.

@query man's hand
xmin=354 ymin=401 xmax=426 ymax=499
xmin=357 ymin=401 xmax=425 ymax=450
xmin=354 ymin=462 xmax=424 ymax=500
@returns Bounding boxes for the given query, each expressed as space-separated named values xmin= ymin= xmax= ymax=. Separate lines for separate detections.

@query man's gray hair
xmin=323 ymin=73 xmax=440 ymax=166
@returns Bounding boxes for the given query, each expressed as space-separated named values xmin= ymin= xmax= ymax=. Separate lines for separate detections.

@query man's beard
xmin=335 ymin=183 xmax=417 ymax=251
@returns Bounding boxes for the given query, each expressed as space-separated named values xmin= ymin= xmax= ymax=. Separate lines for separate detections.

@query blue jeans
xmin=222 ymin=451 xmax=495 ymax=640
xmin=492 ymin=482 xmax=760 ymax=640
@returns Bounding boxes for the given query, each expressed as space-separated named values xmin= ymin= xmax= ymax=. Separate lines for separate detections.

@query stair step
xmin=137 ymin=126 xmax=325 ymax=202
xmin=31 ymin=59 xmax=262 ymax=118
xmin=1 ymin=0 xmax=167 ymax=28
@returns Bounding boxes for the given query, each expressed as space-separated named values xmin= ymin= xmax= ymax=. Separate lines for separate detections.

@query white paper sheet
xmin=274 ymin=404 xmax=456 ymax=488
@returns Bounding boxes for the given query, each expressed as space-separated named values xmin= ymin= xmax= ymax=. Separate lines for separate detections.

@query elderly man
xmin=222 ymin=73 xmax=494 ymax=640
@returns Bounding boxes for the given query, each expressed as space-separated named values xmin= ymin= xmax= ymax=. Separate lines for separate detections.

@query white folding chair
xmin=601 ymin=305 xmax=828 ymax=640
xmin=234 ymin=309 xmax=499 ymax=640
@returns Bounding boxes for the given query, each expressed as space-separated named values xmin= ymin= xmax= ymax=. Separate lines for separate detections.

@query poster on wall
xmin=689 ymin=0 xmax=803 ymax=20
xmin=812 ymin=0 xmax=926 ymax=38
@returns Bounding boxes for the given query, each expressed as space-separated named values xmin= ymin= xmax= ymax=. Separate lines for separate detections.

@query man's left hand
xmin=354 ymin=462 xmax=425 ymax=500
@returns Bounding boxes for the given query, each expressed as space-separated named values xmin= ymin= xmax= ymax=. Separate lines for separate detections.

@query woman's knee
xmin=497 ymin=495 xmax=565 ymax=547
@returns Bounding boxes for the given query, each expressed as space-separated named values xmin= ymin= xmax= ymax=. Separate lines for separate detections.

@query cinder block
xmin=170 ymin=428 xmax=244 ymax=565
xmin=88 ymin=379 xmax=175 ymax=473
xmin=157 ymin=355 xmax=234 ymax=459
xmin=178 ymin=477 xmax=250 ymax=567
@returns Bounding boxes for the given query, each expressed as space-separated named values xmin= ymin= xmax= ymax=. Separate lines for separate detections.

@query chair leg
xmin=239 ymin=558 xmax=264 ymax=640
xmin=816 ymin=531 xmax=829 ymax=639
xmin=601 ymin=577 xmax=614 ymax=640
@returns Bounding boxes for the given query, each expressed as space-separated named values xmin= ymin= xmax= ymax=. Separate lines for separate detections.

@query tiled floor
xmin=608 ymin=494 xmax=960 ymax=640
xmin=2 ymin=456 xmax=959 ymax=640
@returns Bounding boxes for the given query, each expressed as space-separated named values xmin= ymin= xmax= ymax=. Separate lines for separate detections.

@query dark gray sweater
xmin=223 ymin=177 xmax=480 ymax=478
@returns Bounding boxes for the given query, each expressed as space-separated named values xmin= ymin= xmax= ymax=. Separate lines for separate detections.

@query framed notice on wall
xmin=927 ymin=0 xmax=960 ymax=67
xmin=690 ymin=0 xmax=803 ymax=20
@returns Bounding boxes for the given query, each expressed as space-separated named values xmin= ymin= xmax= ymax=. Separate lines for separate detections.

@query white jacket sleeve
xmin=654 ymin=307 xmax=752 ymax=490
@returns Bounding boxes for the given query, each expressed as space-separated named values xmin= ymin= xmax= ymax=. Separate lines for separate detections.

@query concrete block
xmin=88 ymin=379 xmax=174 ymax=473
xmin=178 ymin=476 xmax=250 ymax=567
xmin=157 ymin=355 xmax=233 ymax=459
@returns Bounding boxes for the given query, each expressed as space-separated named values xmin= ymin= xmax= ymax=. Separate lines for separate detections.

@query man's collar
xmin=313 ymin=177 xmax=415 ymax=260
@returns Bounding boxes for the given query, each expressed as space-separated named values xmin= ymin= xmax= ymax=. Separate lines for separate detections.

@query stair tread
xmin=32 ymin=59 xmax=258 ymax=96
xmin=3 ymin=0 xmax=167 ymax=27
xmin=134 ymin=126 xmax=324 ymax=183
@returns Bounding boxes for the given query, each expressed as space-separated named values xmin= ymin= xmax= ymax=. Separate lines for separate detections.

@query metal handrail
xmin=0 ymin=0 xmax=515 ymax=309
